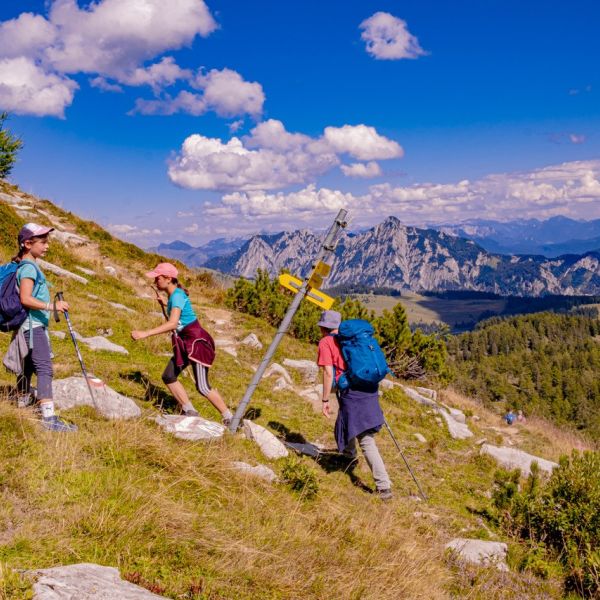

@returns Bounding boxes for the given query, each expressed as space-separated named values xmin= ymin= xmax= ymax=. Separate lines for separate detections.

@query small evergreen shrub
xmin=492 ymin=452 xmax=600 ymax=598
xmin=280 ymin=457 xmax=319 ymax=500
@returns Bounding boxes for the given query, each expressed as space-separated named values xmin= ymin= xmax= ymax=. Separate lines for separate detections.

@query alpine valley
xmin=202 ymin=217 xmax=600 ymax=296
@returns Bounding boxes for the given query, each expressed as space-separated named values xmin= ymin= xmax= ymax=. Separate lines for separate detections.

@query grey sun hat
xmin=317 ymin=310 xmax=341 ymax=330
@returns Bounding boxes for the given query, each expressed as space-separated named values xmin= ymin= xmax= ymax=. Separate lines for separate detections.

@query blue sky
xmin=0 ymin=0 xmax=599 ymax=245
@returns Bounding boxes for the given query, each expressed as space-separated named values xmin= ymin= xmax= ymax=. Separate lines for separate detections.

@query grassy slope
xmin=0 ymin=183 xmax=581 ymax=599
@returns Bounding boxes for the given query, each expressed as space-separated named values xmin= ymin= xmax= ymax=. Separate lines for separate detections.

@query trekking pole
xmin=53 ymin=292 xmax=98 ymax=410
xmin=384 ymin=419 xmax=428 ymax=501
xmin=151 ymin=285 xmax=168 ymax=321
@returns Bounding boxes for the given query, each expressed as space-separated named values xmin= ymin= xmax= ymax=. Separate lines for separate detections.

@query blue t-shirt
xmin=16 ymin=261 xmax=50 ymax=329
xmin=167 ymin=288 xmax=196 ymax=332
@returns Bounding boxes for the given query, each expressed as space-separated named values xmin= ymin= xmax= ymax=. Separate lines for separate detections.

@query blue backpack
xmin=0 ymin=260 xmax=41 ymax=333
xmin=336 ymin=319 xmax=390 ymax=390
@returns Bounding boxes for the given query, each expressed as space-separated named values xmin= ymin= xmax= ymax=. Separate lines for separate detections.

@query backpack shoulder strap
xmin=17 ymin=260 xmax=43 ymax=294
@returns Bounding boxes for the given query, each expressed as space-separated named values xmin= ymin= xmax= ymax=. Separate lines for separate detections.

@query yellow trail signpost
xmin=278 ymin=273 xmax=335 ymax=310
xmin=229 ymin=209 xmax=348 ymax=432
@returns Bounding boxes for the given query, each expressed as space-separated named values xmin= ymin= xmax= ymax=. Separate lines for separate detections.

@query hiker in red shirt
xmin=317 ymin=310 xmax=392 ymax=500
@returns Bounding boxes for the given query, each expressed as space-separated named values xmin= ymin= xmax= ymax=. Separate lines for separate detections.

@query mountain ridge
xmin=204 ymin=216 xmax=600 ymax=297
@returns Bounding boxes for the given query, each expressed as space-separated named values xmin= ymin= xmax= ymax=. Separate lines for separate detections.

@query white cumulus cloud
xmin=340 ymin=161 xmax=382 ymax=178
xmin=131 ymin=68 xmax=265 ymax=117
xmin=359 ymin=12 xmax=427 ymax=60
xmin=0 ymin=0 xmax=260 ymax=118
xmin=324 ymin=124 xmax=403 ymax=160
xmin=0 ymin=57 xmax=78 ymax=118
xmin=168 ymin=119 xmax=402 ymax=191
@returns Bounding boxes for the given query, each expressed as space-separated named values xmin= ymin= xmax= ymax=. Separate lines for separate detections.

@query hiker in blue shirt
xmin=12 ymin=223 xmax=76 ymax=432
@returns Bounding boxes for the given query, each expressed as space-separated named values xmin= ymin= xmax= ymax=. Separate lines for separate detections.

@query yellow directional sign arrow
xmin=278 ymin=273 xmax=335 ymax=310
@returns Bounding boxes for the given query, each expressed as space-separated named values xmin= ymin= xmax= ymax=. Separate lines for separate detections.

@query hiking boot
xmin=183 ymin=408 xmax=199 ymax=417
xmin=376 ymin=488 xmax=393 ymax=501
xmin=41 ymin=416 xmax=78 ymax=432
xmin=17 ymin=393 xmax=34 ymax=409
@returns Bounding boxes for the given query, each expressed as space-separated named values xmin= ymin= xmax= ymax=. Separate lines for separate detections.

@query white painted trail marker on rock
xmin=229 ymin=209 xmax=348 ymax=432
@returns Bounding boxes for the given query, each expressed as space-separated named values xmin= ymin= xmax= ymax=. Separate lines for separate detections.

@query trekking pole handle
xmin=53 ymin=292 xmax=64 ymax=322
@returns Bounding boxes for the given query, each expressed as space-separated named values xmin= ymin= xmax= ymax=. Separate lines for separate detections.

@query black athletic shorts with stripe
xmin=162 ymin=357 xmax=212 ymax=397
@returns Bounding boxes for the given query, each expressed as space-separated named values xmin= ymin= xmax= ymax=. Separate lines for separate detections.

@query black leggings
xmin=161 ymin=357 xmax=212 ymax=397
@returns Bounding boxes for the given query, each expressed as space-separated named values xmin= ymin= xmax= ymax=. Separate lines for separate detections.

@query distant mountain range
xmin=435 ymin=216 xmax=600 ymax=257
xmin=149 ymin=237 xmax=248 ymax=267
xmin=202 ymin=217 xmax=600 ymax=296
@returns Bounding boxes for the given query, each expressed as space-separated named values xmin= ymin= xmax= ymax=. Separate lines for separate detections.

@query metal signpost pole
xmin=229 ymin=209 xmax=348 ymax=432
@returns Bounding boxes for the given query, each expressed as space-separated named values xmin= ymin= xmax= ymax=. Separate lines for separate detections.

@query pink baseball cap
xmin=18 ymin=222 xmax=54 ymax=246
xmin=145 ymin=262 xmax=178 ymax=279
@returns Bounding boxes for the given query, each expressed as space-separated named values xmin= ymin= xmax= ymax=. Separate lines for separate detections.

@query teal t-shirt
xmin=167 ymin=288 xmax=197 ymax=332
xmin=16 ymin=261 xmax=50 ymax=329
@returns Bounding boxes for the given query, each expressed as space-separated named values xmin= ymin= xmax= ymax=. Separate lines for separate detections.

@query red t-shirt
xmin=317 ymin=335 xmax=346 ymax=382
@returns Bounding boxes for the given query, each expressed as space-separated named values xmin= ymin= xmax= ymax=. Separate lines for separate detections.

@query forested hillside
xmin=447 ymin=312 xmax=600 ymax=438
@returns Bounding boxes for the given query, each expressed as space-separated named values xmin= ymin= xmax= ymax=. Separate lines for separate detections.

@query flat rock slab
xmin=413 ymin=433 xmax=427 ymax=443
xmin=243 ymin=420 xmax=288 ymax=459
xmin=446 ymin=538 xmax=509 ymax=571
xmin=480 ymin=444 xmax=558 ymax=476
xmin=155 ymin=415 xmax=225 ymax=441
xmin=74 ymin=332 xmax=129 ymax=355
xmin=108 ymin=302 xmax=136 ymax=314
xmin=284 ymin=441 xmax=321 ymax=458
xmin=282 ymin=358 xmax=318 ymax=383
xmin=231 ymin=461 xmax=277 ymax=482
xmin=53 ymin=377 xmax=141 ymax=420
xmin=28 ymin=563 xmax=167 ymax=599
xmin=401 ymin=385 xmax=473 ymax=440
xmin=53 ymin=230 xmax=88 ymax=246
xmin=38 ymin=259 xmax=88 ymax=284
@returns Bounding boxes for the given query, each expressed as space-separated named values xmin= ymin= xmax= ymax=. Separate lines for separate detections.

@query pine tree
xmin=0 ymin=113 xmax=23 ymax=179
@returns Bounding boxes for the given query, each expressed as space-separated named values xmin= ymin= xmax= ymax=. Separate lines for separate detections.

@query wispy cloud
xmin=201 ymin=160 xmax=600 ymax=234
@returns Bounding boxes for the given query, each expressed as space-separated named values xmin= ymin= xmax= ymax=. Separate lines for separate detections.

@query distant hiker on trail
xmin=317 ymin=310 xmax=392 ymax=501
xmin=5 ymin=223 xmax=77 ymax=432
xmin=517 ymin=410 xmax=527 ymax=424
xmin=131 ymin=262 xmax=233 ymax=425
xmin=504 ymin=409 xmax=516 ymax=426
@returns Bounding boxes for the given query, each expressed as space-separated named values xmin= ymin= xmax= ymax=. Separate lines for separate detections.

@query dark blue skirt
xmin=334 ymin=386 xmax=384 ymax=452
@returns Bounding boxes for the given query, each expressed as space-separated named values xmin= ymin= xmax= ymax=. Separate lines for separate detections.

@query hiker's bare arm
xmin=131 ymin=307 xmax=180 ymax=340
xmin=19 ymin=278 xmax=69 ymax=312
xmin=321 ymin=365 xmax=333 ymax=418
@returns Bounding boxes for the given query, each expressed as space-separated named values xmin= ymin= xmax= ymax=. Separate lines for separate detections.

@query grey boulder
xmin=243 ymin=420 xmax=288 ymax=459
xmin=74 ymin=332 xmax=129 ymax=355
xmin=282 ymin=358 xmax=318 ymax=383
xmin=446 ymin=538 xmax=509 ymax=571
xmin=28 ymin=563 xmax=166 ymax=598
xmin=53 ymin=377 xmax=141 ymax=420
xmin=231 ymin=461 xmax=277 ymax=482
xmin=241 ymin=333 xmax=263 ymax=349
xmin=480 ymin=444 xmax=558 ymax=476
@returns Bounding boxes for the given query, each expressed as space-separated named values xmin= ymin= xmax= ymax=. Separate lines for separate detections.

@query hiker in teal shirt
xmin=131 ymin=262 xmax=233 ymax=425
xmin=167 ymin=287 xmax=196 ymax=332
xmin=12 ymin=223 xmax=76 ymax=432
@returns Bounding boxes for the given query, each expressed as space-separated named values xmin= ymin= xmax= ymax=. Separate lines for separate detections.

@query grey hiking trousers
xmin=345 ymin=431 xmax=391 ymax=491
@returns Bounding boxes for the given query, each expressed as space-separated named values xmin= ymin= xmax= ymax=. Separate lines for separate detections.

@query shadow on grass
xmin=268 ymin=419 xmax=373 ymax=494
xmin=121 ymin=370 xmax=179 ymax=413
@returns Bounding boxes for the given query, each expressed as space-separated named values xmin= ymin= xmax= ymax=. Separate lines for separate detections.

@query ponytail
xmin=172 ymin=278 xmax=189 ymax=296
xmin=11 ymin=245 xmax=26 ymax=263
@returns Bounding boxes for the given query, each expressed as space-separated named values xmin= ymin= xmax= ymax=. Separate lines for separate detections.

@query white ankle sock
xmin=40 ymin=402 xmax=55 ymax=419
xmin=222 ymin=409 xmax=233 ymax=420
